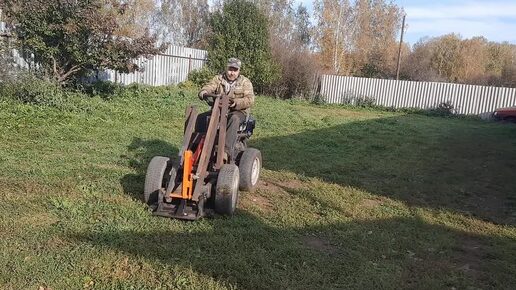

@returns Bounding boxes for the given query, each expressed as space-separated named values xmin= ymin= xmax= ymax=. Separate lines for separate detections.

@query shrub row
xmin=0 ymin=71 xmax=469 ymax=120
xmin=0 ymin=73 xmax=195 ymax=110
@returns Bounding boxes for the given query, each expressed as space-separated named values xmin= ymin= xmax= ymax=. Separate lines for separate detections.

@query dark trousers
xmin=196 ymin=110 xmax=246 ymax=155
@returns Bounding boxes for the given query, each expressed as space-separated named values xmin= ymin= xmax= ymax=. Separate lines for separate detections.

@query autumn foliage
xmin=401 ymin=34 xmax=516 ymax=87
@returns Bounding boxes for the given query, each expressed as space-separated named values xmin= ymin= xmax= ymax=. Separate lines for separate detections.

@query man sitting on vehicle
xmin=198 ymin=57 xmax=255 ymax=159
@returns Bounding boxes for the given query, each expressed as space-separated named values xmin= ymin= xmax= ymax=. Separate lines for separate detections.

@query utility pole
xmin=396 ymin=14 xmax=406 ymax=80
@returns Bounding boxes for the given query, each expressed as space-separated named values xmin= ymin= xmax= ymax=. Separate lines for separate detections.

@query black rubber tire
xmin=144 ymin=156 xmax=170 ymax=205
xmin=238 ymin=148 xmax=262 ymax=192
xmin=215 ymin=164 xmax=240 ymax=216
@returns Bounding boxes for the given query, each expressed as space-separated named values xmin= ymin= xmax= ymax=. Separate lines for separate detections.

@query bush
xmin=0 ymin=70 xmax=198 ymax=112
xmin=338 ymin=91 xmax=377 ymax=107
xmin=310 ymin=93 xmax=327 ymax=105
xmin=74 ymin=80 xmax=125 ymax=98
xmin=426 ymin=101 xmax=455 ymax=117
xmin=0 ymin=73 xmax=67 ymax=107
xmin=267 ymin=41 xmax=319 ymax=99
xmin=188 ymin=67 xmax=216 ymax=88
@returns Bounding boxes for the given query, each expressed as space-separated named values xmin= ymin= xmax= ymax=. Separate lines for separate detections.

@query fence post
xmin=311 ymin=74 xmax=322 ymax=101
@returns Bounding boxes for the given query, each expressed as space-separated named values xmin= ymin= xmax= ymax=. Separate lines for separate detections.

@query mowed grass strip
xmin=1 ymin=88 xmax=515 ymax=289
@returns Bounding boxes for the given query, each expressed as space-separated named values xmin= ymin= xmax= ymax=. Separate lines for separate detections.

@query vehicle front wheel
xmin=215 ymin=164 xmax=240 ymax=216
xmin=144 ymin=156 xmax=170 ymax=205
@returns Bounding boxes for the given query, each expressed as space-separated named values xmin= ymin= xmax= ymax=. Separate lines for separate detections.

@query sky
xmin=294 ymin=0 xmax=516 ymax=45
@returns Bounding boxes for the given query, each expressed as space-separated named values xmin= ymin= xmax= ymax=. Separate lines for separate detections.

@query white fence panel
xmin=319 ymin=75 xmax=516 ymax=117
xmin=107 ymin=45 xmax=207 ymax=86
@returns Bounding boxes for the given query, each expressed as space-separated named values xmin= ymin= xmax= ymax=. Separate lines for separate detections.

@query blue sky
xmin=294 ymin=0 xmax=516 ymax=45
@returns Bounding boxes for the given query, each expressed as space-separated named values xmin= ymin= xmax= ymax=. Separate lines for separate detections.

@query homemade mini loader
xmin=143 ymin=93 xmax=262 ymax=220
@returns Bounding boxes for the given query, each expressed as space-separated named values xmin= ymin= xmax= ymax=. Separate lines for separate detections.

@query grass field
xmin=1 ymin=87 xmax=515 ymax=289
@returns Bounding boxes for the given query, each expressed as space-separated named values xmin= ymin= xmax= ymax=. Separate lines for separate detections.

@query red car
xmin=493 ymin=106 xmax=516 ymax=122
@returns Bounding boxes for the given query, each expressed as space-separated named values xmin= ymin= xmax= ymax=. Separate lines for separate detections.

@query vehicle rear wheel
xmin=144 ymin=156 xmax=170 ymax=205
xmin=238 ymin=148 xmax=262 ymax=192
xmin=215 ymin=164 xmax=240 ymax=216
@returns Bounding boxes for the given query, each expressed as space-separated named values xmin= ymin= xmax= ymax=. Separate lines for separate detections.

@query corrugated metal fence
xmin=319 ymin=75 xmax=516 ymax=117
xmin=100 ymin=45 xmax=207 ymax=86
xmin=5 ymin=41 xmax=207 ymax=86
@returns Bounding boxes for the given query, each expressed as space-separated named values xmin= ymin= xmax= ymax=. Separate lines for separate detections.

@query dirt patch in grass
xmin=0 ymin=177 xmax=78 ymax=199
xmin=0 ymin=178 xmax=46 ymax=197
xmin=302 ymin=235 xmax=338 ymax=255
xmin=401 ymin=235 xmax=491 ymax=287
xmin=240 ymin=189 xmax=273 ymax=212
xmin=256 ymin=180 xmax=285 ymax=193
xmin=18 ymin=212 xmax=59 ymax=228
xmin=257 ymin=179 xmax=304 ymax=193
xmin=453 ymin=237 xmax=487 ymax=281
xmin=469 ymin=191 xmax=514 ymax=225
xmin=45 ymin=236 xmax=70 ymax=250
xmin=249 ymin=194 xmax=272 ymax=211
xmin=280 ymin=179 xmax=305 ymax=190
xmin=360 ymin=198 xmax=384 ymax=209
xmin=401 ymin=257 xmax=455 ymax=288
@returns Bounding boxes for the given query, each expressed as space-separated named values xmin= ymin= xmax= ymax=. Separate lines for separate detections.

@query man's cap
xmin=227 ymin=57 xmax=241 ymax=69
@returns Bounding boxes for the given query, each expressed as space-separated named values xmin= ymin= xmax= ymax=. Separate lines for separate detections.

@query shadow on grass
xmin=117 ymin=115 xmax=516 ymax=225
xmin=71 ymin=212 xmax=516 ymax=289
xmin=119 ymin=137 xmax=178 ymax=201
xmin=252 ymin=115 xmax=516 ymax=225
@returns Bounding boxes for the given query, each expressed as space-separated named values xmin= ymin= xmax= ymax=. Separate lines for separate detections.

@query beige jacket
xmin=200 ymin=74 xmax=255 ymax=113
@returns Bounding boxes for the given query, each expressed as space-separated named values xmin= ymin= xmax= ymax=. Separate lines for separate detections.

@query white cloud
xmin=403 ymin=1 xmax=516 ymax=44
xmin=406 ymin=2 xmax=516 ymax=19
xmin=407 ymin=19 xmax=516 ymax=42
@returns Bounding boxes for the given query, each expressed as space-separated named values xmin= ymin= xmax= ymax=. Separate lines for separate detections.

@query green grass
xmin=1 ymin=88 xmax=515 ymax=289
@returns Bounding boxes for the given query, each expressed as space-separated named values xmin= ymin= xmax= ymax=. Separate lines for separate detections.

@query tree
xmin=352 ymin=0 xmax=403 ymax=78
xmin=501 ymin=62 xmax=516 ymax=87
xmin=1 ymin=0 xmax=164 ymax=84
xmin=115 ymin=0 xmax=156 ymax=39
xmin=208 ymin=0 xmax=279 ymax=92
xmin=216 ymin=0 xmax=300 ymax=45
xmin=401 ymin=35 xmax=516 ymax=87
xmin=251 ymin=0 xmax=295 ymax=41
xmin=154 ymin=0 xmax=210 ymax=48
xmin=293 ymin=4 xmax=312 ymax=48
xmin=314 ymin=0 xmax=403 ymax=77
xmin=268 ymin=3 xmax=318 ymax=99
xmin=401 ymin=38 xmax=444 ymax=82
xmin=485 ymin=42 xmax=516 ymax=85
xmin=430 ymin=34 xmax=464 ymax=82
xmin=314 ymin=0 xmax=353 ymax=74
xmin=460 ymin=37 xmax=489 ymax=84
